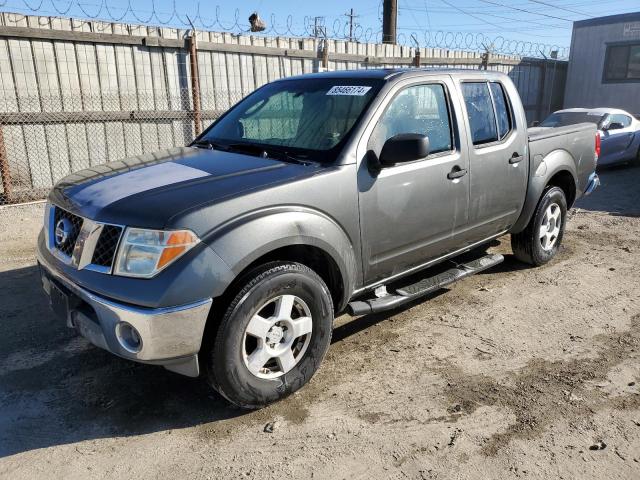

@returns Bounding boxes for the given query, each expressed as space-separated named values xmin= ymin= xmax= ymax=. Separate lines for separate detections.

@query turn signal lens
xmin=157 ymin=231 xmax=198 ymax=269
xmin=595 ymin=132 xmax=601 ymax=161
xmin=114 ymin=228 xmax=199 ymax=278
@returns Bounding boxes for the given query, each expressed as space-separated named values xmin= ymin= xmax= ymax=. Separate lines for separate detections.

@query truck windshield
xmin=197 ymin=78 xmax=382 ymax=162
xmin=540 ymin=112 xmax=605 ymax=128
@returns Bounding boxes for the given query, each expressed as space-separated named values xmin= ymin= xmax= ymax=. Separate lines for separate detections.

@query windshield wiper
xmin=224 ymin=143 xmax=277 ymax=159
xmin=194 ymin=140 xmax=316 ymax=165
xmin=279 ymin=151 xmax=317 ymax=166
xmin=239 ymin=144 xmax=316 ymax=165
xmin=190 ymin=139 xmax=228 ymax=151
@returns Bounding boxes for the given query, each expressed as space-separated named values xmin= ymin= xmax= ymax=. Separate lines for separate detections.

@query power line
xmin=438 ymin=0 xmax=504 ymax=30
xmin=527 ymin=0 xmax=590 ymax=17
xmin=400 ymin=4 xmax=565 ymax=29
xmin=401 ymin=0 xmax=425 ymax=30
xmin=475 ymin=10 xmax=565 ymax=29
xmin=477 ymin=0 xmax=575 ymax=22
xmin=401 ymin=0 xmax=609 ymax=14
xmin=423 ymin=0 xmax=432 ymax=30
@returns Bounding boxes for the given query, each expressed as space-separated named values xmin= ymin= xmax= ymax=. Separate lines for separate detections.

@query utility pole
xmin=382 ymin=0 xmax=397 ymax=44
xmin=311 ymin=16 xmax=329 ymax=72
xmin=311 ymin=16 xmax=325 ymax=38
xmin=344 ymin=8 xmax=358 ymax=42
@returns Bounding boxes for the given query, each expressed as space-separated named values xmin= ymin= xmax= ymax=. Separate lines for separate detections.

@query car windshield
xmin=197 ymin=78 xmax=382 ymax=162
xmin=540 ymin=112 xmax=605 ymax=128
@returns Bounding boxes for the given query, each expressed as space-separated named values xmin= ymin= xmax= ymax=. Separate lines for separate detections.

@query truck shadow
xmin=576 ymin=163 xmax=640 ymax=217
xmin=0 ymin=249 xmax=560 ymax=457
xmin=0 ymin=264 xmax=244 ymax=458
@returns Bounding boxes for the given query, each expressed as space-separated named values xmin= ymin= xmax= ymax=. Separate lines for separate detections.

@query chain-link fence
xmin=0 ymin=90 xmax=243 ymax=204
xmin=0 ymin=12 xmax=567 ymax=205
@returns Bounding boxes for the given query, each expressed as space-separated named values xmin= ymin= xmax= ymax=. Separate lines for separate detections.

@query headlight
xmin=114 ymin=228 xmax=199 ymax=278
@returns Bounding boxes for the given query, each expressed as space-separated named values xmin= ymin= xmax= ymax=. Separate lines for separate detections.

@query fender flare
xmin=202 ymin=206 xmax=359 ymax=310
xmin=510 ymin=149 xmax=578 ymax=234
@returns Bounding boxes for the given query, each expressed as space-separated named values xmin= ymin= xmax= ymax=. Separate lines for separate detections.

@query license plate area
xmin=40 ymin=267 xmax=90 ymax=329
xmin=50 ymin=281 xmax=70 ymax=324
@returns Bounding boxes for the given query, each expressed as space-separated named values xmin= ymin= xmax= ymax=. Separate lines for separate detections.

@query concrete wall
xmin=564 ymin=12 xmax=640 ymax=113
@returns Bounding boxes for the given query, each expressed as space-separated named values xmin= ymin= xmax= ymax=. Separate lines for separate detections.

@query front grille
xmin=53 ymin=207 xmax=84 ymax=257
xmin=92 ymin=225 xmax=123 ymax=268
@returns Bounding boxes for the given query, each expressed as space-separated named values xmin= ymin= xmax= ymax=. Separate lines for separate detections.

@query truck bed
xmin=527 ymin=122 xmax=597 ymax=195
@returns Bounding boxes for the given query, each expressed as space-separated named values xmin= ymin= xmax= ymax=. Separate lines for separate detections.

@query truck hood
xmin=50 ymin=147 xmax=321 ymax=228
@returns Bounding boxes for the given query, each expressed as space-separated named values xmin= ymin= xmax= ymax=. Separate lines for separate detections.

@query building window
xmin=603 ymin=43 xmax=640 ymax=82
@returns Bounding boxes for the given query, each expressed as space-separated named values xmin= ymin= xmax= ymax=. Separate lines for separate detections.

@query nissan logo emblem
xmin=54 ymin=218 xmax=74 ymax=247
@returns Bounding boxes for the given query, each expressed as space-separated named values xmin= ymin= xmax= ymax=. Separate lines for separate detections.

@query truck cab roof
xmin=279 ymin=68 xmax=509 ymax=83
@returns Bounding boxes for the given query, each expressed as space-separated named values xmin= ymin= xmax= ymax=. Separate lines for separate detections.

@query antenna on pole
xmin=311 ymin=16 xmax=326 ymax=38
xmin=480 ymin=42 xmax=494 ymax=70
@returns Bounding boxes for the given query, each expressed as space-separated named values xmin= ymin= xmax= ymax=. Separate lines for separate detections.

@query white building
xmin=565 ymin=12 xmax=640 ymax=114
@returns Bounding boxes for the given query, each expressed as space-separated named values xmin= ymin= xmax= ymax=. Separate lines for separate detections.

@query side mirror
xmin=379 ymin=134 xmax=430 ymax=167
xmin=531 ymin=120 xmax=540 ymax=127
xmin=605 ymin=122 xmax=624 ymax=131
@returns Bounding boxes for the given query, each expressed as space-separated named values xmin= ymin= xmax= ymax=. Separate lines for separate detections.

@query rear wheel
xmin=511 ymin=186 xmax=567 ymax=266
xmin=204 ymin=262 xmax=333 ymax=409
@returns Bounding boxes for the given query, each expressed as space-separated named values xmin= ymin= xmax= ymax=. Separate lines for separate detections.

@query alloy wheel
xmin=242 ymin=295 xmax=313 ymax=379
xmin=539 ymin=203 xmax=562 ymax=251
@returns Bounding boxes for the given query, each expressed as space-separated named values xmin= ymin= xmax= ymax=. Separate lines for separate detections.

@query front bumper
xmin=38 ymin=251 xmax=212 ymax=377
xmin=583 ymin=171 xmax=600 ymax=196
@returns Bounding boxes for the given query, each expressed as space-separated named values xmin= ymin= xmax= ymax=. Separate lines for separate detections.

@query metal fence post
xmin=411 ymin=35 xmax=420 ymax=68
xmin=322 ymin=37 xmax=329 ymax=70
xmin=0 ymin=126 xmax=12 ymax=203
xmin=188 ymin=25 xmax=202 ymax=137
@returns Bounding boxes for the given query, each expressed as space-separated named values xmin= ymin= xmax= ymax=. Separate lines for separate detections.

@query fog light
xmin=115 ymin=322 xmax=143 ymax=353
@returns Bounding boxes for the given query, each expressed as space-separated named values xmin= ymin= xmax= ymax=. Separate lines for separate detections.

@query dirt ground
xmin=0 ymin=165 xmax=639 ymax=480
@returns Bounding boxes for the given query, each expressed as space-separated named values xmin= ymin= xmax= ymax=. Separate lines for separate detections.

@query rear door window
xmin=461 ymin=82 xmax=498 ymax=145
xmin=490 ymin=82 xmax=512 ymax=140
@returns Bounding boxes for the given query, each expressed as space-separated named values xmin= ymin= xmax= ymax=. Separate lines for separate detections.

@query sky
xmin=1 ymin=0 xmax=639 ymax=53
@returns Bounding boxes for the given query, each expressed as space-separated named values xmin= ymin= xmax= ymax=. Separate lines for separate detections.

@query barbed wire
xmin=0 ymin=0 xmax=570 ymax=58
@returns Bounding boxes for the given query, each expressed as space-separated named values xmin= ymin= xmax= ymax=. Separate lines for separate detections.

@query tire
xmin=511 ymin=186 xmax=567 ymax=266
xmin=204 ymin=262 xmax=334 ymax=409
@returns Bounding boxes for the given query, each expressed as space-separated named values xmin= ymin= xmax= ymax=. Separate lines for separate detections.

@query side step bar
xmin=347 ymin=253 xmax=504 ymax=316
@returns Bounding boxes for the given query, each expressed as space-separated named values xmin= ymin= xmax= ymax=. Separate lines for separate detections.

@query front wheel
xmin=204 ymin=262 xmax=334 ymax=409
xmin=511 ymin=186 xmax=567 ymax=266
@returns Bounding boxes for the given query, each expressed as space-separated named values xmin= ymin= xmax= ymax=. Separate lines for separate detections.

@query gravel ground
xmin=0 ymin=166 xmax=639 ymax=480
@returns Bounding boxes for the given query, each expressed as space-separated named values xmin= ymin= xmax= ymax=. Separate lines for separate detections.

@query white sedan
xmin=539 ymin=108 xmax=640 ymax=167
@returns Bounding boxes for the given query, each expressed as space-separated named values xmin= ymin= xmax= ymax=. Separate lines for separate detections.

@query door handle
xmin=509 ymin=152 xmax=523 ymax=164
xmin=447 ymin=167 xmax=468 ymax=180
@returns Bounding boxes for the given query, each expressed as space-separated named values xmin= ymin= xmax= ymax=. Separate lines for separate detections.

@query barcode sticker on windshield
xmin=326 ymin=86 xmax=372 ymax=96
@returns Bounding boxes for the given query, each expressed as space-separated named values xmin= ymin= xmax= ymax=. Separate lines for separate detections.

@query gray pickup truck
xmin=37 ymin=69 xmax=600 ymax=408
